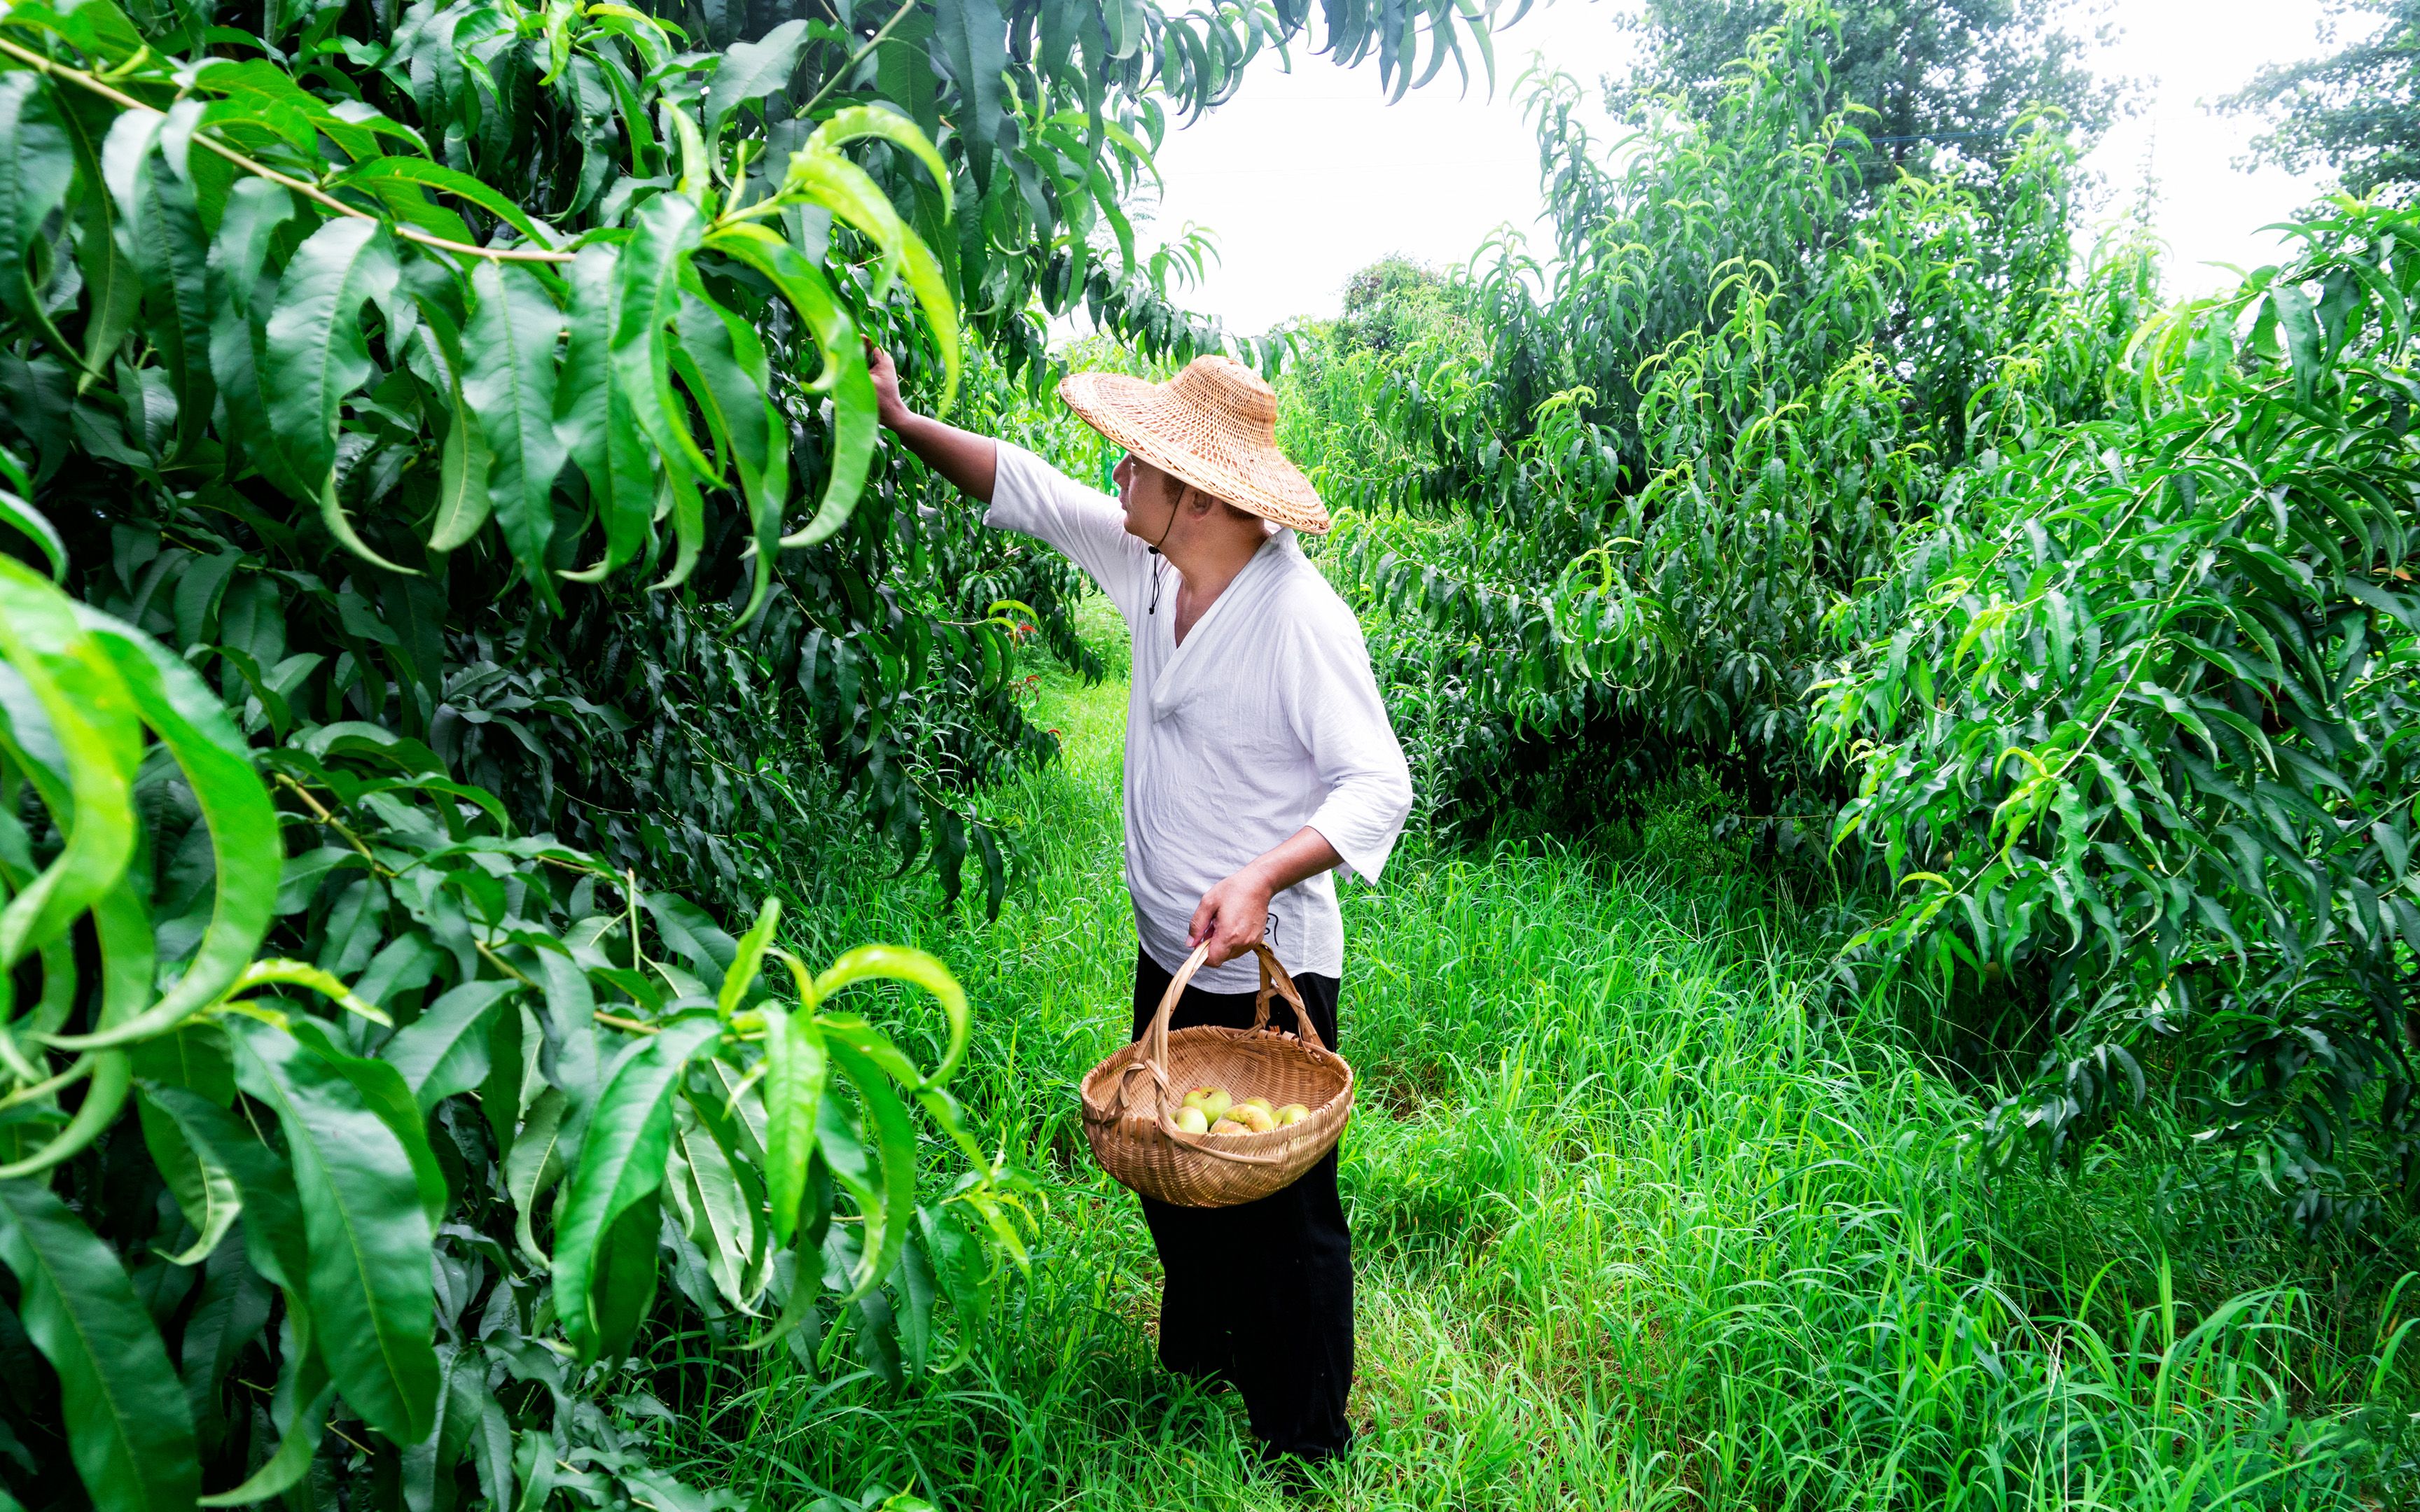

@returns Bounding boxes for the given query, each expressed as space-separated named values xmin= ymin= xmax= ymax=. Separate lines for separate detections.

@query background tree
xmin=1610 ymin=0 xmax=2128 ymax=184
xmin=1332 ymin=255 xmax=1461 ymax=355
xmin=1301 ymin=7 xmax=2107 ymax=834
xmin=1285 ymin=1 xmax=2420 ymax=1229
xmin=2225 ymin=0 xmax=2420 ymax=204
xmin=0 ymin=1 xmax=1515 ymax=1508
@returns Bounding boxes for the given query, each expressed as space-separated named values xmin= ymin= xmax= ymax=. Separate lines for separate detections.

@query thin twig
xmin=0 ymin=36 xmax=574 ymax=265
xmin=274 ymin=773 xmax=384 ymax=869
xmin=595 ymin=1011 xmax=660 ymax=1035
xmin=473 ymin=939 xmax=540 ymax=989
xmin=793 ymin=0 xmax=917 ymax=120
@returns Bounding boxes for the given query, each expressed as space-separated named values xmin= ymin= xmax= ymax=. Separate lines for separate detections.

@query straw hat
xmin=1057 ymin=356 xmax=1330 ymax=535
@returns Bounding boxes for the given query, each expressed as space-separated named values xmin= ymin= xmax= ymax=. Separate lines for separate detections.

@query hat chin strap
xmin=1146 ymin=484 xmax=1197 ymax=616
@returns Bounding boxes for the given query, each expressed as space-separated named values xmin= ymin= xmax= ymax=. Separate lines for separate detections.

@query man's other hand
xmin=1188 ymin=866 xmax=1273 ymax=968
xmin=866 ymin=342 xmax=911 ymax=430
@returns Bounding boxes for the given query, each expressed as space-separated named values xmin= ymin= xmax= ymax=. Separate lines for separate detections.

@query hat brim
xmin=1058 ymin=370 xmax=1332 ymax=535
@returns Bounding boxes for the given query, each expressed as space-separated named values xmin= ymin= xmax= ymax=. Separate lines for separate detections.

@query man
xmin=870 ymin=346 xmax=1413 ymax=1466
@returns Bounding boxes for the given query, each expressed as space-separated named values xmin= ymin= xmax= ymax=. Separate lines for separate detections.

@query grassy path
xmin=690 ymin=638 xmax=2408 ymax=1511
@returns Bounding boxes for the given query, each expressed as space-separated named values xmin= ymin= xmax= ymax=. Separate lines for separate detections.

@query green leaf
xmin=46 ymin=610 xmax=281 ymax=1049
xmin=0 ymin=1178 xmax=200 ymax=1512
xmin=384 ymin=979 xmax=520 ymax=1112
xmin=673 ymin=280 xmax=785 ymax=622
xmin=644 ymin=891 xmax=737 ymax=979
xmin=805 ymin=105 xmax=951 ymax=203
xmin=263 ymin=218 xmax=402 ymax=553
xmin=813 ymin=1055 xmax=910 ymax=1303
xmin=759 ymin=1003 xmax=826 ymax=1247
xmin=55 ymin=89 xmax=138 ymax=382
xmin=781 ymin=149 xmax=959 ymax=410
xmin=702 ymin=226 xmax=875 ymax=549
xmin=207 ymin=178 xmax=310 ymax=502
xmin=2271 ymin=281 xmax=2324 ymax=398
xmin=0 ymin=1047 xmax=129 ymax=1180
xmin=179 ymin=1237 xmax=270 ymax=1459
xmin=8 ymin=0 xmax=150 ymax=62
xmin=0 ymin=73 xmax=74 ymax=323
xmin=331 ymin=158 xmax=561 ymax=250
xmin=195 ymin=1366 xmax=333 ymax=1507
xmin=88 ymin=869 xmax=151 ymax=1034
xmin=137 ymin=1084 xmax=311 ymax=1301
xmin=230 ymin=1016 xmax=440 ymax=1445
xmin=0 ymin=559 xmax=141 ymax=972
xmin=744 ymin=1231 xmax=826 ymax=1354
xmin=717 ymin=897 xmax=779 ymax=1017
xmin=930 ymin=0 xmax=1007 ymax=195
xmin=0 ymin=478 xmax=67 ymax=583
xmin=590 ymin=1194 xmax=662 ymax=1362
xmin=118 ymin=122 xmax=214 ymax=452
xmin=814 ymin=944 xmax=969 ymax=1086
xmin=704 ymin=18 xmax=810 ymax=138
xmin=287 ymin=1018 xmax=449 ymax=1228
xmin=655 ymin=458 xmax=706 ymax=591
xmin=134 ymin=1082 xmax=246 ymax=1265
xmin=409 ymin=296 xmax=492 ymax=554
xmin=463 ymin=262 xmax=567 ymax=603
xmin=667 ymin=1105 xmax=756 ymax=1312
xmin=505 ymin=1086 xmax=567 ymax=1268
xmin=128 ymin=1021 xmax=235 ymax=1107
xmin=551 ymin=1015 xmax=719 ymax=1360
xmin=611 ymin=195 xmax=712 ymax=484
xmin=556 ymin=244 xmax=653 ymax=580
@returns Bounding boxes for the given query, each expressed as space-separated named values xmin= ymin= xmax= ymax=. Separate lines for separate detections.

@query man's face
xmin=1113 ymin=451 xmax=1180 ymax=543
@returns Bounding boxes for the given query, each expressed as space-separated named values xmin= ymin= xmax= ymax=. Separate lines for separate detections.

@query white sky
xmin=1125 ymin=0 xmax=2343 ymax=337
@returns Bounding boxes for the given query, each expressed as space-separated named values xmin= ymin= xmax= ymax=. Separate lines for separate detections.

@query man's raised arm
xmin=870 ymin=344 xmax=998 ymax=503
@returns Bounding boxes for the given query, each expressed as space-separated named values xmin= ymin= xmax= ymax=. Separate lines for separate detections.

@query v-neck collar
xmin=1148 ymin=533 xmax=1288 ymax=720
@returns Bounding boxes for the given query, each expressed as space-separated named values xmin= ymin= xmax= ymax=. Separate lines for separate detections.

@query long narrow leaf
xmin=230 ymin=1016 xmax=440 ymax=1444
xmin=551 ymin=1016 xmax=719 ymax=1359
xmin=0 ymin=1179 xmax=200 ymax=1512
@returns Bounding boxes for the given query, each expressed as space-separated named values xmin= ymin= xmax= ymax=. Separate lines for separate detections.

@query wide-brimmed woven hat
xmin=1058 ymin=356 xmax=1330 ymax=534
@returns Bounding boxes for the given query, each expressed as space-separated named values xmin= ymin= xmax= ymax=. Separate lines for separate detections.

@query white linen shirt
xmin=985 ymin=442 xmax=1414 ymax=993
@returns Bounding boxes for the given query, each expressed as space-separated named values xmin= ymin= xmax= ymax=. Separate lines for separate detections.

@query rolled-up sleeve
xmin=983 ymin=442 xmax=1149 ymax=620
xmin=1286 ymin=602 xmax=1414 ymax=883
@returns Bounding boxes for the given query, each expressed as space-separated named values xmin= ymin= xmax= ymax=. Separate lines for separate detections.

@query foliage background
xmin=0 ymin=0 xmax=1510 ymax=1508
xmin=1280 ymin=1 xmax=2420 ymax=1235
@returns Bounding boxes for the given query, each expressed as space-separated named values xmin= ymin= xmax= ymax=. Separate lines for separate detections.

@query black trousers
xmin=1129 ymin=951 xmax=1354 ymax=1462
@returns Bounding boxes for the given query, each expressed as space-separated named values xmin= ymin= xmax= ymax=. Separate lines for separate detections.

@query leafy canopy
xmin=1611 ymin=0 xmax=2129 ymax=186
xmin=2225 ymin=0 xmax=2420 ymax=204
xmin=0 ymin=0 xmax=1527 ymax=1508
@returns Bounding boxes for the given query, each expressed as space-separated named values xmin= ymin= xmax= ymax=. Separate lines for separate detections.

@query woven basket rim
xmin=1080 ymin=1023 xmax=1354 ymax=1130
xmin=1076 ymin=944 xmax=1355 ymax=1204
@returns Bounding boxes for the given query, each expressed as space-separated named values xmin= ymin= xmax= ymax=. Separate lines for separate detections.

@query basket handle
xmin=1141 ymin=941 xmax=1324 ymax=1070
xmin=1116 ymin=941 xmax=1323 ymax=1166
xmin=1249 ymin=946 xmax=1326 ymax=1051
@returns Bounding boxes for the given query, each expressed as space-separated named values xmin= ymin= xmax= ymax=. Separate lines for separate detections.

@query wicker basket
xmin=1080 ymin=942 xmax=1353 ymax=1208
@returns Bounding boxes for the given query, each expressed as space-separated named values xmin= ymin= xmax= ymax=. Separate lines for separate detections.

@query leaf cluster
xmin=1305 ymin=3 xmax=2103 ymax=825
xmin=0 ymin=0 xmax=1524 ymax=1508
xmin=2224 ymin=0 xmax=2420 ymax=206
xmin=0 ymin=547 xmax=1024 ymax=1512
xmin=1608 ymin=0 xmax=2129 ymax=193
xmin=1816 ymin=198 xmax=2420 ymax=1228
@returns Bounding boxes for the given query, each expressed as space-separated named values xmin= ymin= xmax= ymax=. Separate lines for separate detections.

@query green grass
xmin=679 ymin=609 xmax=2419 ymax=1510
